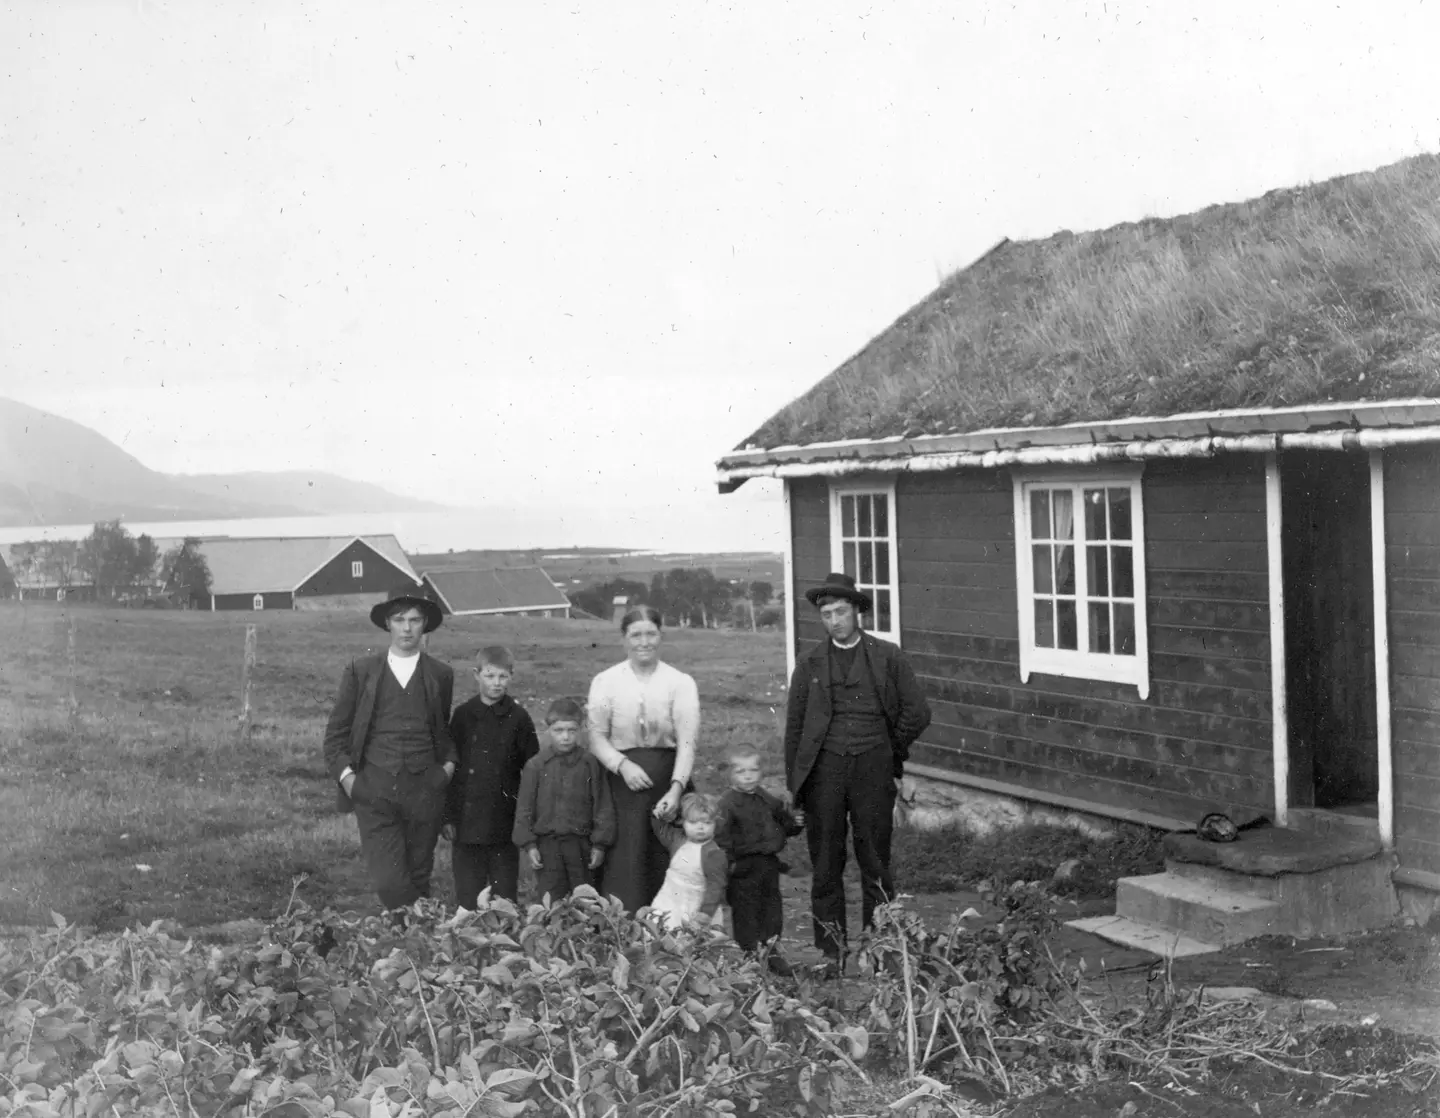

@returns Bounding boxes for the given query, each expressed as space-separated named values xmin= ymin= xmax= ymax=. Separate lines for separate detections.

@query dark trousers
xmin=452 ymin=841 xmax=521 ymax=906
xmin=800 ymin=745 xmax=896 ymax=957
xmin=534 ymin=834 xmax=593 ymax=901
xmin=727 ymin=853 xmax=784 ymax=952
xmin=350 ymin=766 xmax=446 ymax=910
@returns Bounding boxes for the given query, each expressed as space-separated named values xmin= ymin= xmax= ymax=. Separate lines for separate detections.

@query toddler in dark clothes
xmin=715 ymin=745 xmax=804 ymax=975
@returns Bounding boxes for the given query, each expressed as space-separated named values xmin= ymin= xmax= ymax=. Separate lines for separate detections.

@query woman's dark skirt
xmin=599 ymin=747 xmax=690 ymax=913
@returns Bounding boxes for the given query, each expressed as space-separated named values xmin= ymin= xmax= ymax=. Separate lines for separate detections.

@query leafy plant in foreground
xmin=0 ymin=890 xmax=862 ymax=1117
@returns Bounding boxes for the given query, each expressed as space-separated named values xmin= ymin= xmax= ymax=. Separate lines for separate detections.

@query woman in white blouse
xmin=588 ymin=605 xmax=701 ymax=912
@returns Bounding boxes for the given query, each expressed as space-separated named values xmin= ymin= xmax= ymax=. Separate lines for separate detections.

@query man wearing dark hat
xmin=784 ymin=572 xmax=931 ymax=976
xmin=323 ymin=586 xmax=457 ymax=914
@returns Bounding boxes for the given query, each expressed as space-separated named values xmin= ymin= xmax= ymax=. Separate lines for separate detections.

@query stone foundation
xmin=901 ymin=767 xmax=1116 ymax=840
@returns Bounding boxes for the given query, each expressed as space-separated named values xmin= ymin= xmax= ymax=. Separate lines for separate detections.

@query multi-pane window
xmin=351 ymin=560 xmax=364 ymax=578
xmin=252 ymin=593 xmax=265 ymax=610
xmin=1014 ymin=470 xmax=1149 ymax=696
xmin=829 ymin=482 xmax=901 ymax=643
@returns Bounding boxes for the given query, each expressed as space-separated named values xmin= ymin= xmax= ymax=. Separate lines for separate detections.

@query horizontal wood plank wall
xmin=898 ymin=459 xmax=1274 ymax=825
xmin=1384 ymin=447 xmax=1440 ymax=877
xmin=789 ymin=478 xmax=833 ymax=662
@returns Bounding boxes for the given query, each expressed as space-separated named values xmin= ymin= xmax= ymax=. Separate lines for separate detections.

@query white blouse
xmin=587 ymin=660 xmax=700 ymax=783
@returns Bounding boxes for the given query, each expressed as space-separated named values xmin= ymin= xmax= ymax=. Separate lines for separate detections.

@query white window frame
xmin=253 ymin=593 xmax=265 ymax=610
xmin=828 ymin=479 xmax=902 ymax=645
xmin=351 ymin=560 xmax=364 ymax=578
xmin=1012 ymin=466 xmax=1149 ymax=698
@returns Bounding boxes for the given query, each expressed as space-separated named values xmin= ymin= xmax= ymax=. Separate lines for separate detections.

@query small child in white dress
xmin=648 ymin=793 xmax=729 ymax=931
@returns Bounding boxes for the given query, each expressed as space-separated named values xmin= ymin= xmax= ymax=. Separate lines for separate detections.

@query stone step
xmin=1116 ymin=873 xmax=1283 ymax=946
xmin=1065 ymin=914 xmax=1221 ymax=959
xmin=1286 ymin=807 xmax=1381 ymax=842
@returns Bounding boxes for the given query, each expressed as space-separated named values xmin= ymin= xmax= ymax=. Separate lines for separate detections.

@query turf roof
xmin=736 ymin=154 xmax=1440 ymax=452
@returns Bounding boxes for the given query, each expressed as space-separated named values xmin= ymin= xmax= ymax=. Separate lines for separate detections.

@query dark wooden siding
xmin=790 ymin=478 xmax=832 ymax=655
xmin=1385 ymin=446 xmax=1440 ymax=877
xmin=788 ymin=460 xmax=1274 ymax=826
xmin=296 ymin=541 xmax=413 ymax=598
xmin=213 ymin=591 xmax=293 ymax=611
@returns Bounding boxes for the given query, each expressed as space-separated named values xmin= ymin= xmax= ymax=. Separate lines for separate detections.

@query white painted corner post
xmin=1265 ymin=453 xmax=1289 ymax=827
xmin=782 ymin=480 xmax=797 ymax=682
xmin=1370 ymin=450 xmax=1395 ymax=849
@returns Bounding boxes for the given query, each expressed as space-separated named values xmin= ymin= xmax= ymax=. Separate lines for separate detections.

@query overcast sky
xmin=3 ymin=0 xmax=1438 ymax=550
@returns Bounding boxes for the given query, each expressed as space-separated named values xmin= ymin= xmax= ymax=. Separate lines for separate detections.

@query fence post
xmin=66 ymin=612 xmax=79 ymax=731
xmin=238 ymin=624 xmax=257 ymax=740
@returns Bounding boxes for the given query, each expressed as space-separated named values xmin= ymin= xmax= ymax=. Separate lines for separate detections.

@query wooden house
xmin=166 ymin=534 xmax=421 ymax=611
xmin=420 ymin=566 xmax=572 ymax=618
xmin=716 ymin=155 xmax=1440 ymax=951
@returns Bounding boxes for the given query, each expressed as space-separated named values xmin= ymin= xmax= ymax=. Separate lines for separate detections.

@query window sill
xmin=1019 ymin=654 xmax=1150 ymax=699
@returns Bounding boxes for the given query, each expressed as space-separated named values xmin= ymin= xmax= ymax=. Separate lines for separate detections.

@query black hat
xmin=804 ymin=572 xmax=872 ymax=613
xmin=370 ymin=585 xmax=444 ymax=633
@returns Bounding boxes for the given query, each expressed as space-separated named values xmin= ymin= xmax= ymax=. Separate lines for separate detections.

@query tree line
xmin=569 ymin=569 xmax=779 ymax=630
xmin=3 ymin=521 xmax=212 ymax=602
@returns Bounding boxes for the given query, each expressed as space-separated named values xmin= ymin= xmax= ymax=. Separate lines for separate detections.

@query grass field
xmin=0 ymin=602 xmax=789 ymax=930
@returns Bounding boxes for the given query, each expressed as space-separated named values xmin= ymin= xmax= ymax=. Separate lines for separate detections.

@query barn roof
xmin=718 ymin=154 xmax=1440 ymax=480
xmin=423 ymin=566 xmax=570 ymax=615
xmin=162 ymin=535 xmax=419 ymax=595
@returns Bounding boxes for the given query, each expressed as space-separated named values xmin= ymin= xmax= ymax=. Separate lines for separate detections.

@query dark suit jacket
xmin=444 ymin=693 xmax=540 ymax=844
xmin=783 ymin=631 xmax=932 ymax=795
xmin=322 ymin=651 xmax=457 ymax=813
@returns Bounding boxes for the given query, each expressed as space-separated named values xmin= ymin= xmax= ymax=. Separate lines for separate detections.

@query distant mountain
xmin=0 ymin=397 xmax=440 ymax=528
xmin=174 ymin=471 xmax=446 ymax=516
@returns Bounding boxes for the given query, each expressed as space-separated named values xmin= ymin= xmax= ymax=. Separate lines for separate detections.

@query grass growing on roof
xmin=741 ymin=153 xmax=1440 ymax=449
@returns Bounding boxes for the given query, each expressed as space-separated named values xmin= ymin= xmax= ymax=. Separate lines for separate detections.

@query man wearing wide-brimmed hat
xmin=784 ymin=572 xmax=932 ymax=977
xmin=322 ymin=585 xmax=457 ymax=915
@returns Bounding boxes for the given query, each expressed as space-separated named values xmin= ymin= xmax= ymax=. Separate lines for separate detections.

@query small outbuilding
xmin=717 ymin=154 xmax=1440 ymax=949
xmin=421 ymin=566 xmax=572 ymax=619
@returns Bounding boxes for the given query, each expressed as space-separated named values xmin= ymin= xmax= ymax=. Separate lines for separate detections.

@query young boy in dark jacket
xmin=445 ymin=646 xmax=539 ymax=908
xmin=715 ymin=745 xmax=805 ymax=974
xmin=513 ymin=698 xmax=616 ymax=900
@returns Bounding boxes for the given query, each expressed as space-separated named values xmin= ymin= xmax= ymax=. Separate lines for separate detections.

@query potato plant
xmin=0 ymin=890 xmax=857 ymax=1118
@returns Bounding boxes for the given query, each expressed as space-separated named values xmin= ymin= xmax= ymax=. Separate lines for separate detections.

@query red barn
xmin=717 ymin=155 xmax=1440 ymax=953
xmin=166 ymin=534 xmax=421 ymax=611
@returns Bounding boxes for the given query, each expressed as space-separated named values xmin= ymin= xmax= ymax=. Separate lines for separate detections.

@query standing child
xmin=649 ymin=793 xmax=728 ymax=931
xmin=445 ymin=646 xmax=539 ymax=908
xmin=513 ymin=698 xmax=616 ymax=900
xmin=716 ymin=746 xmax=805 ymax=975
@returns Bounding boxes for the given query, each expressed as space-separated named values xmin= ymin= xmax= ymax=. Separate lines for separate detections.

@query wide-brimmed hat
xmin=370 ymin=585 xmax=444 ymax=633
xmin=804 ymin=572 xmax=872 ymax=612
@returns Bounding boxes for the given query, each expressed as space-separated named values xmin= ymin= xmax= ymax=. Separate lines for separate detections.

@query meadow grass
xmin=0 ymin=602 xmax=789 ymax=929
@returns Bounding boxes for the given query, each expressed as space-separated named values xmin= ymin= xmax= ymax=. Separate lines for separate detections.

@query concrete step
xmin=1166 ymin=859 xmax=1281 ymax=898
xmin=1066 ymin=914 xmax=1221 ymax=959
xmin=1286 ymin=807 xmax=1380 ymax=842
xmin=1116 ymin=873 xmax=1283 ymax=946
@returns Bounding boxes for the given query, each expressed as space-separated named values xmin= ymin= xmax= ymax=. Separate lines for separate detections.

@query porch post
xmin=1265 ymin=453 xmax=1289 ymax=827
xmin=782 ymin=480 xmax=796 ymax=682
xmin=1370 ymin=451 xmax=1394 ymax=849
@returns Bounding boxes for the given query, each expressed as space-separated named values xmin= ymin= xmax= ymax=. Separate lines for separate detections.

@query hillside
xmin=0 ymin=397 xmax=435 ymax=527
xmin=175 ymin=471 xmax=446 ymax=516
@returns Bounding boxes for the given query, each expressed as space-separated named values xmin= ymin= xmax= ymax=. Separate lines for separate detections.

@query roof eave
xmin=716 ymin=398 xmax=1440 ymax=489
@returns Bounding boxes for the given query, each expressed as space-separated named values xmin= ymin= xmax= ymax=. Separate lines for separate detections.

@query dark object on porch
xmin=1197 ymin=813 xmax=1239 ymax=843
xmin=1164 ymin=825 xmax=1382 ymax=877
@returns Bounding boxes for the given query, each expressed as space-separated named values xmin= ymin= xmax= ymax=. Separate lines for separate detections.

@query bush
xmin=0 ymin=892 xmax=867 ymax=1117
xmin=891 ymin=820 xmax=1165 ymax=900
